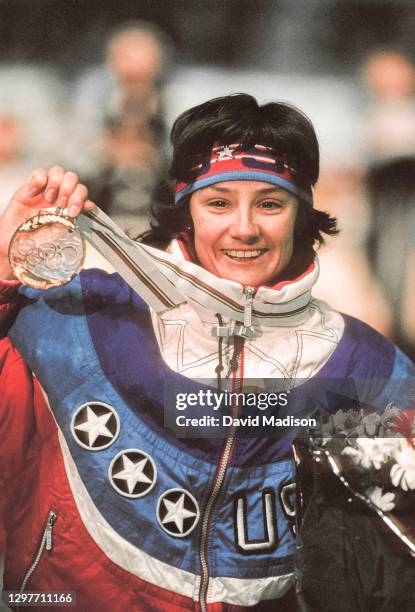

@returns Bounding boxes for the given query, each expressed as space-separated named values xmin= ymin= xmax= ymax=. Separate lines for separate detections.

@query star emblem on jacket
xmin=71 ymin=402 xmax=120 ymax=450
xmin=216 ymin=145 xmax=235 ymax=160
xmin=109 ymin=449 xmax=157 ymax=498
xmin=157 ymin=488 xmax=200 ymax=537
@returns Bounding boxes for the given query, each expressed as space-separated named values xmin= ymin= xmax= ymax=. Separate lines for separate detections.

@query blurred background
xmin=0 ymin=0 xmax=414 ymax=358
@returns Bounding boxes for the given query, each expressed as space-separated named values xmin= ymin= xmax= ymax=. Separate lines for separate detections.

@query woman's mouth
xmin=222 ymin=249 xmax=268 ymax=261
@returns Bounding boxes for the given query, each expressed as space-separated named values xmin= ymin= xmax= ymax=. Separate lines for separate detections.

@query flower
xmin=380 ymin=402 xmax=401 ymax=432
xmin=341 ymin=438 xmax=393 ymax=469
xmin=367 ymin=486 xmax=396 ymax=512
xmin=315 ymin=409 xmax=365 ymax=442
xmin=357 ymin=412 xmax=381 ymax=436
xmin=390 ymin=441 xmax=415 ymax=491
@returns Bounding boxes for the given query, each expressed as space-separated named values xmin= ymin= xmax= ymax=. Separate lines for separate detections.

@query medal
xmin=8 ymin=208 xmax=85 ymax=289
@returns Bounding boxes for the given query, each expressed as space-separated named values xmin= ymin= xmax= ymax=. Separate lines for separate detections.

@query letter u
xmin=234 ymin=488 xmax=277 ymax=554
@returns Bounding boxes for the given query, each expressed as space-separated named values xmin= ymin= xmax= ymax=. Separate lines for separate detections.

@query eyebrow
xmin=205 ymin=185 xmax=287 ymax=195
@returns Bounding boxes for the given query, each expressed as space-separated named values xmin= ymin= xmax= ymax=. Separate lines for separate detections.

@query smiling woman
xmin=141 ymin=94 xmax=338 ymax=285
xmin=0 ymin=94 xmax=415 ymax=612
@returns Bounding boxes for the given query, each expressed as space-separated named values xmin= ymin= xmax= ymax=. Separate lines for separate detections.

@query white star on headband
xmin=216 ymin=145 xmax=235 ymax=161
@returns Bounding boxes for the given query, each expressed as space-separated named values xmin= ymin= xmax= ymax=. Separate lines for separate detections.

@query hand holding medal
xmin=0 ymin=166 xmax=95 ymax=286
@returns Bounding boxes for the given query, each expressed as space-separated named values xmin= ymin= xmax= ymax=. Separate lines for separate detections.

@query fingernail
xmin=68 ymin=205 xmax=78 ymax=217
xmin=57 ymin=196 xmax=68 ymax=209
xmin=45 ymin=188 xmax=57 ymax=202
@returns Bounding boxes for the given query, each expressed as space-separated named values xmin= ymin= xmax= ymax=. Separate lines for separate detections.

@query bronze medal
xmin=8 ymin=210 xmax=85 ymax=289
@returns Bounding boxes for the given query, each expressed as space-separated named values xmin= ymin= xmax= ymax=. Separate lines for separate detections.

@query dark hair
xmin=141 ymin=94 xmax=338 ymax=276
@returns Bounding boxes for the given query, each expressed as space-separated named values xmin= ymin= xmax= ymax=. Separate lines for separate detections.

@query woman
xmin=0 ymin=94 xmax=414 ymax=611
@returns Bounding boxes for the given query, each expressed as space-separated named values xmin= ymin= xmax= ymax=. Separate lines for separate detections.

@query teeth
xmin=223 ymin=249 xmax=265 ymax=259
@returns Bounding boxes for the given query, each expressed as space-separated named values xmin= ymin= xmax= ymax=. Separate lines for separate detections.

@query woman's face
xmin=189 ymin=180 xmax=299 ymax=287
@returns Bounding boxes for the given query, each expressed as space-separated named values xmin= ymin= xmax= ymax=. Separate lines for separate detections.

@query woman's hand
xmin=0 ymin=166 xmax=95 ymax=279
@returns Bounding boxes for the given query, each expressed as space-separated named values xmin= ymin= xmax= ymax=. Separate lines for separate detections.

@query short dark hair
xmin=141 ymin=94 xmax=338 ymax=276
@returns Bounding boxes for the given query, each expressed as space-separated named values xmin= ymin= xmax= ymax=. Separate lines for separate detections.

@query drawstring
xmin=215 ymin=314 xmax=225 ymax=391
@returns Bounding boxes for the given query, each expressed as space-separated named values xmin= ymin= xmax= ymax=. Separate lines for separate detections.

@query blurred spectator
xmin=68 ymin=20 xmax=171 ymax=236
xmin=85 ymin=112 xmax=166 ymax=237
xmin=0 ymin=65 xmax=67 ymax=214
xmin=363 ymin=50 xmax=415 ymax=355
xmin=106 ymin=23 xmax=164 ymax=118
xmin=70 ymin=21 xmax=170 ymax=175
xmin=313 ymin=167 xmax=393 ymax=338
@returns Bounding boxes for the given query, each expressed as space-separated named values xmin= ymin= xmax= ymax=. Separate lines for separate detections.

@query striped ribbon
xmin=78 ymin=208 xmax=185 ymax=313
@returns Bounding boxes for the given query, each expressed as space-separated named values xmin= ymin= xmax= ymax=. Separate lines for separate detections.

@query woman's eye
xmin=259 ymin=200 xmax=283 ymax=210
xmin=208 ymin=200 xmax=228 ymax=209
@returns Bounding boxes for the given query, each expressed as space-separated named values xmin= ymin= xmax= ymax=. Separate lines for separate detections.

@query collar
xmin=165 ymin=238 xmax=318 ymax=330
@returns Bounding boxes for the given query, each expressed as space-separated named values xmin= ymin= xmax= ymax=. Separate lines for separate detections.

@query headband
xmin=174 ymin=143 xmax=313 ymax=206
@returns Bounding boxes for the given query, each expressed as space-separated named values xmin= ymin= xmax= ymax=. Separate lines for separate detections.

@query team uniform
xmin=1 ymin=236 xmax=414 ymax=611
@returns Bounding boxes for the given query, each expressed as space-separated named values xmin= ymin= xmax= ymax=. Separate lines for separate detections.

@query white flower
xmin=390 ymin=441 xmax=415 ymax=491
xmin=367 ymin=486 xmax=396 ymax=512
xmin=317 ymin=409 xmax=362 ymax=441
xmin=341 ymin=438 xmax=391 ymax=469
xmin=380 ymin=402 xmax=401 ymax=431
xmin=377 ymin=437 xmax=405 ymax=458
xmin=358 ymin=412 xmax=381 ymax=436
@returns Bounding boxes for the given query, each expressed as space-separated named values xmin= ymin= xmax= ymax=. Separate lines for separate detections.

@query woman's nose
xmin=229 ymin=211 xmax=260 ymax=242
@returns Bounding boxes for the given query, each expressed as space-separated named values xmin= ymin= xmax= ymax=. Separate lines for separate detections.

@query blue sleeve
xmin=374 ymin=347 xmax=415 ymax=408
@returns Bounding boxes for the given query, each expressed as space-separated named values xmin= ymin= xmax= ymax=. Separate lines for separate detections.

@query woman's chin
xmin=199 ymin=251 xmax=287 ymax=287
xmin=217 ymin=263 xmax=274 ymax=287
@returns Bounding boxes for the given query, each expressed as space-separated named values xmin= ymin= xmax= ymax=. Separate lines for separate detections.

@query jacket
xmin=1 ymin=241 xmax=414 ymax=611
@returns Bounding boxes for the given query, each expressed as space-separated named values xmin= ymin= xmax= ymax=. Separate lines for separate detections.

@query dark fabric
xmin=296 ymin=454 xmax=415 ymax=612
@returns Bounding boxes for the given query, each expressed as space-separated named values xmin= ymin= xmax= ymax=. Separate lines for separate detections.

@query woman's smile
xmin=221 ymin=248 xmax=268 ymax=260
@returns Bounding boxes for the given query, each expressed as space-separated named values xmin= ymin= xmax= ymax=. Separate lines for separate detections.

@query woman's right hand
xmin=0 ymin=166 xmax=95 ymax=280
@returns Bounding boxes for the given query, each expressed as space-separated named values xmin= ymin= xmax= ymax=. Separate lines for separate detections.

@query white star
xmin=74 ymin=405 xmax=113 ymax=446
xmin=162 ymin=493 xmax=197 ymax=534
xmin=112 ymin=454 xmax=152 ymax=494
xmin=216 ymin=145 xmax=235 ymax=161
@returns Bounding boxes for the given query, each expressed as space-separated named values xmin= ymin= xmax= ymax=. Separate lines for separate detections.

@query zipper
xmin=234 ymin=286 xmax=255 ymax=339
xmin=19 ymin=510 xmax=57 ymax=593
xmin=198 ymin=342 xmax=244 ymax=611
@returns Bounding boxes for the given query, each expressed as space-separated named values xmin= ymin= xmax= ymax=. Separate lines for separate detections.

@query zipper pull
xmin=243 ymin=286 xmax=254 ymax=328
xmin=45 ymin=510 xmax=57 ymax=551
xmin=234 ymin=286 xmax=255 ymax=338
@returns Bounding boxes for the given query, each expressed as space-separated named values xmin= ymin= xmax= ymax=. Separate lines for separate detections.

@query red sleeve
xmin=0 ymin=279 xmax=22 ymax=337
xmin=0 ymin=337 xmax=41 ymax=554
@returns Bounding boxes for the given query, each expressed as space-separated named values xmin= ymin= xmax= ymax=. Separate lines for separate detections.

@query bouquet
xmin=306 ymin=403 xmax=415 ymax=555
